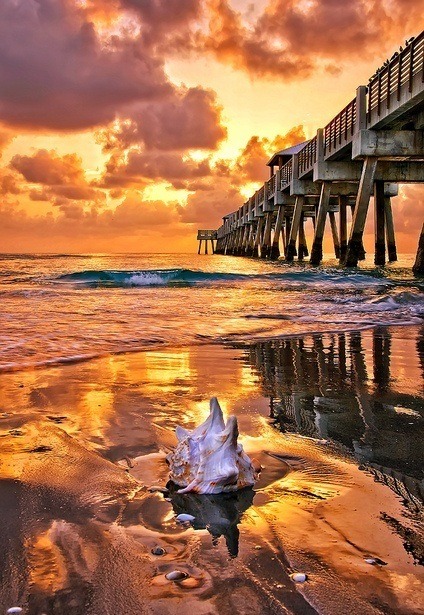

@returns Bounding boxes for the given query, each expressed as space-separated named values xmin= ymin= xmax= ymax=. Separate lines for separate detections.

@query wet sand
xmin=0 ymin=326 xmax=423 ymax=615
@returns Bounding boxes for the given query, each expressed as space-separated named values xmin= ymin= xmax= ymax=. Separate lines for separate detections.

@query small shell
xmin=291 ymin=572 xmax=308 ymax=583
xmin=364 ymin=557 xmax=387 ymax=566
xmin=165 ymin=570 xmax=189 ymax=581
xmin=151 ymin=546 xmax=166 ymax=556
xmin=7 ymin=609 xmax=23 ymax=614
xmin=176 ymin=513 xmax=195 ymax=523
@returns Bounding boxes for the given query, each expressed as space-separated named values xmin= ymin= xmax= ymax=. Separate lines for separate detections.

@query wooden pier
xmin=197 ymin=230 xmax=217 ymax=254
xmin=210 ymin=30 xmax=424 ymax=271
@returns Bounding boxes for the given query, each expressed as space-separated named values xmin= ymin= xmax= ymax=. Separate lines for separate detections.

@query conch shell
xmin=167 ymin=397 xmax=257 ymax=494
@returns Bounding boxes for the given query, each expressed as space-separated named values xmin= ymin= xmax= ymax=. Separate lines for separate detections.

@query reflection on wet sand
xmin=246 ymin=327 xmax=424 ymax=488
xmin=168 ymin=485 xmax=255 ymax=558
xmin=0 ymin=330 xmax=423 ymax=614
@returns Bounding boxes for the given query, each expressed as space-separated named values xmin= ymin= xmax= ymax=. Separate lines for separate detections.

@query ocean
xmin=1 ymin=252 xmax=423 ymax=371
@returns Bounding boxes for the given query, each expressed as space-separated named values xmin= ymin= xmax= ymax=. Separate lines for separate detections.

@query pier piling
xmin=374 ymin=181 xmax=386 ymax=266
xmin=310 ymin=182 xmax=331 ymax=265
xmin=345 ymin=157 xmax=378 ymax=267
xmin=413 ymin=223 xmax=424 ymax=275
xmin=197 ymin=230 xmax=217 ymax=255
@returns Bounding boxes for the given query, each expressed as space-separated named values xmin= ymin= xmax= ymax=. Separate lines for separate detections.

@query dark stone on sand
xmin=151 ymin=546 xmax=166 ymax=556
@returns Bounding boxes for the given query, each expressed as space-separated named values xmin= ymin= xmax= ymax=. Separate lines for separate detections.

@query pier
xmin=197 ymin=230 xmax=217 ymax=254
xmin=206 ymin=31 xmax=424 ymax=271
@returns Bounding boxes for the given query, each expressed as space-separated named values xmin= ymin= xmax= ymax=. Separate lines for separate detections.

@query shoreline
xmin=1 ymin=320 xmax=423 ymax=375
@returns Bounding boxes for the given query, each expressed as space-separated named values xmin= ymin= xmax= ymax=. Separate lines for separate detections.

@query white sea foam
xmin=126 ymin=273 xmax=168 ymax=286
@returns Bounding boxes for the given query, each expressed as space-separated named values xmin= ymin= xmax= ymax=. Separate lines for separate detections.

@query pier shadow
xmin=243 ymin=327 xmax=424 ymax=509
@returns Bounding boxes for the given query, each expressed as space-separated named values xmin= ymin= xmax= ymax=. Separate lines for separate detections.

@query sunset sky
xmin=0 ymin=0 xmax=423 ymax=253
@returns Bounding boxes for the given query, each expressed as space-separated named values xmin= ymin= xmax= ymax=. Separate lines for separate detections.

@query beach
xmin=0 ymin=254 xmax=423 ymax=614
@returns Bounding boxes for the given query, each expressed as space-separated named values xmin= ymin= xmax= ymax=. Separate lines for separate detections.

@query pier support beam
xmin=345 ymin=157 xmax=378 ymax=267
xmin=374 ymin=181 xmax=386 ymax=266
xmin=384 ymin=197 xmax=397 ymax=262
xmin=329 ymin=211 xmax=341 ymax=259
xmin=270 ymin=206 xmax=284 ymax=259
xmin=310 ymin=182 xmax=331 ymax=265
xmin=245 ymin=225 xmax=254 ymax=256
xmin=298 ymin=213 xmax=308 ymax=260
xmin=339 ymin=195 xmax=348 ymax=261
xmin=413 ymin=223 xmax=424 ymax=275
xmin=253 ymin=217 xmax=264 ymax=258
xmin=261 ymin=212 xmax=273 ymax=258
xmin=286 ymin=196 xmax=304 ymax=261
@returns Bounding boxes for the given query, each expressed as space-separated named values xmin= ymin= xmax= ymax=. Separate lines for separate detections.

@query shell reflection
xmin=168 ymin=484 xmax=255 ymax=557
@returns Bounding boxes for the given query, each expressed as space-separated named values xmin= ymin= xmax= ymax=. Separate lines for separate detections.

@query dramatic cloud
xmin=0 ymin=171 xmax=20 ymax=196
xmin=0 ymin=129 xmax=14 ymax=157
xmin=178 ymin=177 xmax=244 ymax=225
xmin=99 ymin=87 xmax=227 ymax=152
xmin=0 ymin=190 xmax=194 ymax=253
xmin=197 ymin=0 xmax=424 ymax=79
xmin=10 ymin=149 xmax=102 ymax=203
xmin=0 ymin=0 xmax=175 ymax=130
xmin=392 ymin=185 xmax=424 ymax=237
xmin=234 ymin=126 xmax=306 ymax=183
xmin=101 ymin=149 xmax=213 ymax=189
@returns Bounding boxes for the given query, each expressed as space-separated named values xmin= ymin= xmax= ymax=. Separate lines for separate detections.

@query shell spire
xmin=167 ymin=398 xmax=257 ymax=495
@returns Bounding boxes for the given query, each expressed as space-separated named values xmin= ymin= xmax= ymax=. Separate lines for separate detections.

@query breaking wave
xmin=51 ymin=267 xmax=414 ymax=289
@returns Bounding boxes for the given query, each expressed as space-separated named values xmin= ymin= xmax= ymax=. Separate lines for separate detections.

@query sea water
xmin=0 ymin=252 xmax=423 ymax=371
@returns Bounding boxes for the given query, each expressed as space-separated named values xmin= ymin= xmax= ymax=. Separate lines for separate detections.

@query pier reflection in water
xmin=243 ymin=326 xmax=424 ymax=509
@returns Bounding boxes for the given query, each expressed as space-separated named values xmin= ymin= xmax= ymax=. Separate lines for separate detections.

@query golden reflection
xmin=143 ymin=350 xmax=193 ymax=390
xmin=27 ymin=528 xmax=66 ymax=594
xmin=78 ymin=388 xmax=114 ymax=442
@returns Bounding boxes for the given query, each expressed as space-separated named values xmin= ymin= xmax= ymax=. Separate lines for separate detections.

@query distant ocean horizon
xmin=1 ymin=252 xmax=423 ymax=372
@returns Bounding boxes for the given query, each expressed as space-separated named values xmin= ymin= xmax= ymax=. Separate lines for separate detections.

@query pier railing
xmin=298 ymin=136 xmax=317 ymax=177
xmin=368 ymin=32 xmax=424 ymax=117
xmin=267 ymin=173 xmax=277 ymax=196
xmin=324 ymin=97 xmax=357 ymax=157
xmin=280 ymin=159 xmax=293 ymax=189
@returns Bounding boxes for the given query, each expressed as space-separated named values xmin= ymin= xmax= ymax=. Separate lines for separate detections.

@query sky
xmin=0 ymin=0 xmax=423 ymax=253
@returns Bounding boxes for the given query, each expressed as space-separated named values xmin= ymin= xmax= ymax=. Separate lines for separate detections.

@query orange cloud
xmin=10 ymin=149 xmax=103 ymax=206
xmin=100 ymin=149 xmax=213 ymax=189
xmin=99 ymin=87 xmax=227 ymax=153
xmin=178 ymin=177 xmax=244 ymax=225
xmin=234 ymin=125 xmax=306 ymax=183
xmin=192 ymin=0 xmax=423 ymax=80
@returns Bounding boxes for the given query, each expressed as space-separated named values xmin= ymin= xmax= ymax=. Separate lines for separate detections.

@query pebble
xmin=291 ymin=572 xmax=308 ymax=583
xmin=165 ymin=570 xmax=188 ymax=581
xmin=148 ymin=486 xmax=169 ymax=494
xmin=151 ymin=546 xmax=166 ymax=556
xmin=176 ymin=513 xmax=195 ymax=522
xmin=7 ymin=608 xmax=23 ymax=614
xmin=254 ymin=545 xmax=262 ymax=550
